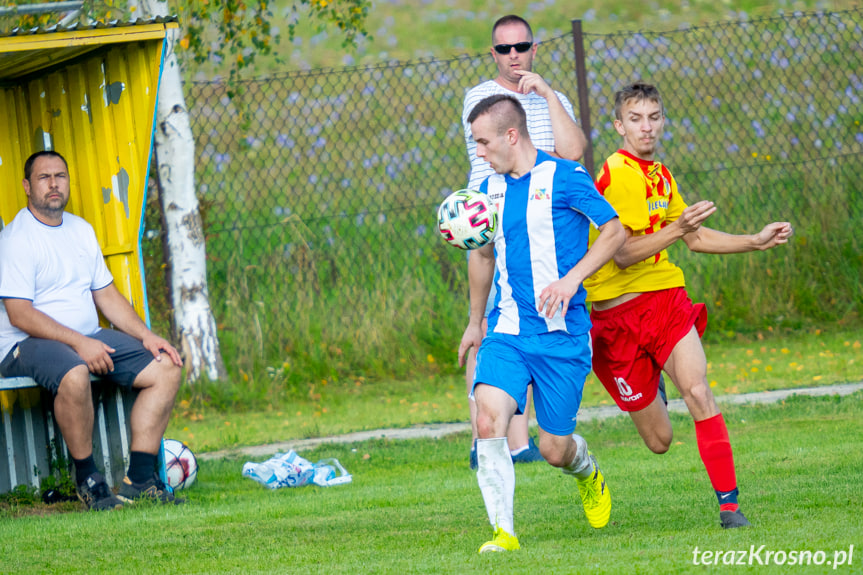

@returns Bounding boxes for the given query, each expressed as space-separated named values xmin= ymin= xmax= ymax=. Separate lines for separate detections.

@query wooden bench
xmin=0 ymin=376 xmax=139 ymax=494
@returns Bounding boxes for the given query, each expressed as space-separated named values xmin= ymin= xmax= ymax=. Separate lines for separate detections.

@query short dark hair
xmin=492 ymin=14 xmax=533 ymax=44
xmin=467 ymin=94 xmax=528 ymax=137
xmin=614 ymin=82 xmax=664 ymax=120
xmin=24 ymin=150 xmax=68 ymax=181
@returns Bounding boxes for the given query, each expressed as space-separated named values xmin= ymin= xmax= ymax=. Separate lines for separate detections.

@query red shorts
xmin=590 ymin=287 xmax=707 ymax=412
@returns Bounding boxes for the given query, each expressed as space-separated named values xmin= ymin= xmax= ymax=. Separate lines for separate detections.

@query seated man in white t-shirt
xmin=0 ymin=151 xmax=183 ymax=511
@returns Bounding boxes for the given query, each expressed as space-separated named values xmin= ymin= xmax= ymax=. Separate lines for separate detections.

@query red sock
xmin=695 ymin=413 xmax=739 ymax=512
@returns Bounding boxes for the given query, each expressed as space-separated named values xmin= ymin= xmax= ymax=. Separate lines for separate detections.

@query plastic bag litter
xmin=242 ymin=450 xmax=352 ymax=488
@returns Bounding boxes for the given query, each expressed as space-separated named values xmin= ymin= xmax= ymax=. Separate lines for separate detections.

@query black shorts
xmin=0 ymin=329 xmax=155 ymax=394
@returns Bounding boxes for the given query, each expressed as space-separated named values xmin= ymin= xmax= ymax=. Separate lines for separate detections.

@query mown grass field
xmin=2 ymin=393 xmax=861 ymax=574
xmin=167 ymin=327 xmax=861 ymax=454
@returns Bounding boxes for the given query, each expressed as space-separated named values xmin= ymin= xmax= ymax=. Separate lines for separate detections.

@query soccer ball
xmin=163 ymin=438 xmax=198 ymax=490
xmin=437 ymin=189 xmax=498 ymax=250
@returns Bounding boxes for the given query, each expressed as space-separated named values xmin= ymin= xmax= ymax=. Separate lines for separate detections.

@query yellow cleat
xmin=577 ymin=452 xmax=611 ymax=529
xmin=478 ymin=526 xmax=521 ymax=553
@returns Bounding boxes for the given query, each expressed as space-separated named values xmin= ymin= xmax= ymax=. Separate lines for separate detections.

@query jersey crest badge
xmin=531 ymin=188 xmax=550 ymax=201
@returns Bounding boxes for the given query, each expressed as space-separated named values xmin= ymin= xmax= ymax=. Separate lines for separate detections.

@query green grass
xmin=166 ymin=327 xmax=861 ymax=454
xmin=2 ymin=392 xmax=861 ymax=573
xmin=209 ymin=0 xmax=863 ymax=71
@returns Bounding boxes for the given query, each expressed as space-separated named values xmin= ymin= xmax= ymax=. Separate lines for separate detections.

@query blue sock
xmin=716 ymin=487 xmax=740 ymax=512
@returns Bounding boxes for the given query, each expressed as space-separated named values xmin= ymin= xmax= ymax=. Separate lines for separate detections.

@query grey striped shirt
xmin=462 ymin=79 xmax=577 ymax=190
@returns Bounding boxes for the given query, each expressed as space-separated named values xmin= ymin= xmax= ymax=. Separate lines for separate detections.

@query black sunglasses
xmin=493 ymin=42 xmax=533 ymax=55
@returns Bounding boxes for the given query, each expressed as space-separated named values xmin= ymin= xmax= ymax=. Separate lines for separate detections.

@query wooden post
xmin=571 ymin=19 xmax=595 ymax=177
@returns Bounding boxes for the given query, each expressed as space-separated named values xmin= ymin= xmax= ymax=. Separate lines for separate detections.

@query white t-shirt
xmin=462 ymin=79 xmax=577 ymax=191
xmin=0 ymin=208 xmax=114 ymax=359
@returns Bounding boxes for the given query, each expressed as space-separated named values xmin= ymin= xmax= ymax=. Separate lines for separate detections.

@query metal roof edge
xmin=0 ymin=15 xmax=179 ymax=39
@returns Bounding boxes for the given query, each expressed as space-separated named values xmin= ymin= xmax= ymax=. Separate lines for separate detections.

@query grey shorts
xmin=0 ymin=329 xmax=155 ymax=394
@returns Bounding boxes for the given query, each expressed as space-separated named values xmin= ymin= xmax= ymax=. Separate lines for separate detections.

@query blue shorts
xmin=0 ymin=329 xmax=156 ymax=394
xmin=472 ymin=331 xmax=592 ymax=436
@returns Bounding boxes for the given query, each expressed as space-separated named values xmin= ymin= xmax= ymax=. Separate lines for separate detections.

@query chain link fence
xmin=144 ymin=9 xmax=862 ymax=383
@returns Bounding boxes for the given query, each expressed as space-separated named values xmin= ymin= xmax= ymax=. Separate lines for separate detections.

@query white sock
xmin=561 ymin=433 xmax=594 ymax=479
xmin=509 ymin=443 xmax=529 ymax=457
xmin=476 ymin=437 xmax=515 ymax=535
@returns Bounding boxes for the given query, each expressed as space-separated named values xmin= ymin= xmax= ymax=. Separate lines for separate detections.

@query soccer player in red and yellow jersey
xmin=584 ymin=82 xmax=794 ymax=529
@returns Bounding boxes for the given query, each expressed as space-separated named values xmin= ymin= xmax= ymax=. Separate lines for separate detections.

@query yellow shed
xmin=0 ymin=17 xmax=178 ymax=493
xmin=0 ymin=17 xmax=178 ymax=319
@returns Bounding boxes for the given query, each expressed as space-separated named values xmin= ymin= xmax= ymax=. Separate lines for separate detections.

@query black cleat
xmin=720 ymin=509 xmax=752 ymax=529
xmin=77 ymin=472 xmax=124 ymax=511
xmin=118 ymin=474 xmax=185 ymax=505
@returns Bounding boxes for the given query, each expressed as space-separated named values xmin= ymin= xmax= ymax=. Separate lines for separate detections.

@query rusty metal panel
xmin=0 ymin=20 xmax=177 ymax=81
xmin=0 ymin=380 xmax=138 ymax=493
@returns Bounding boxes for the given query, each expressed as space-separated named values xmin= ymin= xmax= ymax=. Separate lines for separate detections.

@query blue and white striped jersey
xmin=480 ymin=150 xmax=617 ymax=336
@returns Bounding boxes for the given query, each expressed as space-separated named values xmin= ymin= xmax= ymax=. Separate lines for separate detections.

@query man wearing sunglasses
xmin=461 ymin=14 xmax=587 ymax=472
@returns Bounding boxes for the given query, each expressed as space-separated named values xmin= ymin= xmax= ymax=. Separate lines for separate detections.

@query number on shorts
xmin=615 ymin=376 xmax=633 ymax=398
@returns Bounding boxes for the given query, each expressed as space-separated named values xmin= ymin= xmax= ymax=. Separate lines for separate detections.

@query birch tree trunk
xmin=141 ymin=0 xmax=226 ymax=382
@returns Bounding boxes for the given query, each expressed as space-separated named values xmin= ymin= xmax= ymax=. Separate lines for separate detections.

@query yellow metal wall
xmin=0 ymin=38 xmax=165 ymax=320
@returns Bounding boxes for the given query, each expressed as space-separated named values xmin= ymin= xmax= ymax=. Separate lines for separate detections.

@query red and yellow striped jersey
xmin=585 ymin=150 xmax=687 ymax=301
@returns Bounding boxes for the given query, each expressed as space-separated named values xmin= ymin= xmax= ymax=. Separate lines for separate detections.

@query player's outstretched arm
xmin=683 ymin=221 xmax=794 ymax=254
xmin=538 ymin=217 xmax=625 ymax=318
xmin=458 ymin=243 xmax=495 ymax=367
xmin=614 ymin=200 xmax=717 ymax=269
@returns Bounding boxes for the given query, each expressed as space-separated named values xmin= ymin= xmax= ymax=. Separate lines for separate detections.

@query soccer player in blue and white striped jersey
xmin=457 ymin=95 xmax=624 ymax=553
xmin=461 ymin=14 xmax=587 ymax=471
